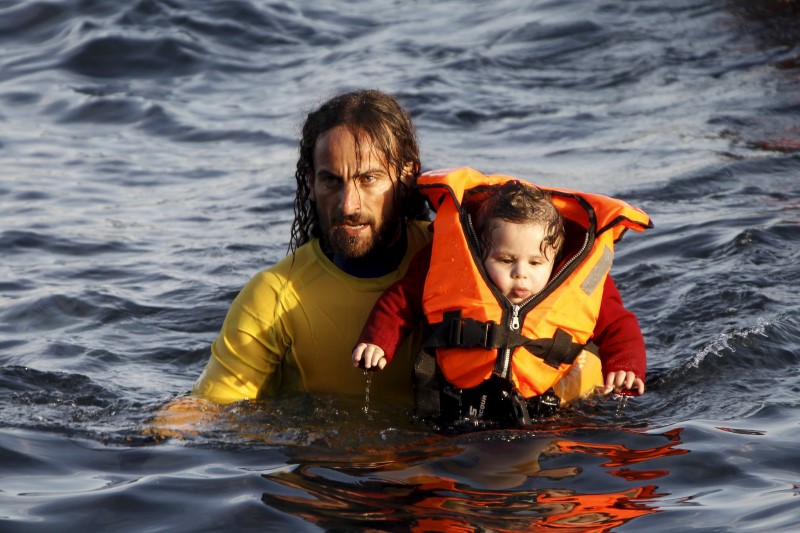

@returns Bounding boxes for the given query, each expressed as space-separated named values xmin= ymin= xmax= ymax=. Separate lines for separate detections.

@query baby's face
xmin=482 ymin=221 xmax=556 ymax=305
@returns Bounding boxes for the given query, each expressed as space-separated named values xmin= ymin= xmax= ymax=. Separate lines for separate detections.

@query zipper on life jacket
xmin=463 ymin=203 xmax=592 ymax=381
xmin=498 ymin=304 xmax=522 ymax=379
xmin=497 ymin=302 xmax=529 ymax=379
xmin=466 ymin=210 xmax=516 ymax=380
xmin=499 ymin=347 xmax=511 ymax=378
xmin=510 ymin=304 xmax=521 ymax=330
xmin=519 ymin=231 xmax=590 ymax=317
xmin=497 ymin=231 xmax=591 ymax=380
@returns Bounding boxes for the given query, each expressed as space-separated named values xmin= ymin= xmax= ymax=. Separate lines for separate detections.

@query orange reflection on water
xmin=262 ymin=430 xmax=682 ymax=532
xmin=263 ymin=465 xmax=664 ymax=532
xmin=555 ymin=427 xmax=688 ymax=482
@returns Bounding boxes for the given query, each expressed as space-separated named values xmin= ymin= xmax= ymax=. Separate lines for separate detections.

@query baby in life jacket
xmin=353 ymin=170 xmax=647 ymax=428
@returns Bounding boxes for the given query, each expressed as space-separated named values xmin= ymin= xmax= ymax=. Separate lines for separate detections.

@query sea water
xmin=2 ymin=0 xmax=799 ymax=531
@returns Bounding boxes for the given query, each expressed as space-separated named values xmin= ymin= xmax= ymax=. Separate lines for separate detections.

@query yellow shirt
xmin=192 ymin=220 xmax=432 ymax=406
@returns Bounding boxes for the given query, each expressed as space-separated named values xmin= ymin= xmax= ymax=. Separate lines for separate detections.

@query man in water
xmin=152 ymin=89 xmax=640 ymax=437
xmin=189 ymin=89 xmax=432 ymax=407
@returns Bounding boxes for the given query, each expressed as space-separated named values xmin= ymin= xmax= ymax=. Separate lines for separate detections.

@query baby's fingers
xmin=352 ymin=343 xmax=368 ymax=367
xmin=362 ymin=345 xmax=386 ymax=370
xmin=603 ymin=371 xmax=644 ymax=395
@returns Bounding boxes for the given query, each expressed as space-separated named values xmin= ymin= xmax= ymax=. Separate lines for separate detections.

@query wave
xmin=0 ymin=229 xmax=138 ymax=256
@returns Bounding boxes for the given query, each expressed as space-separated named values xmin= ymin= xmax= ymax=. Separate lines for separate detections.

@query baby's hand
xmin=602 ymin=371 xmax=645 ymax=396
xmin=352 ymin=343 xmax=388 ymax=371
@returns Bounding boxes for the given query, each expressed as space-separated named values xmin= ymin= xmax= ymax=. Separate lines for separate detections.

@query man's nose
xmin=340 ymin=179 xmax=362 ymax=214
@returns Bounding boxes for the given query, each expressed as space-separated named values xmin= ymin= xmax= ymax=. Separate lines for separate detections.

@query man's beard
xmin=323 ymin=213 xmax=398 ymax=259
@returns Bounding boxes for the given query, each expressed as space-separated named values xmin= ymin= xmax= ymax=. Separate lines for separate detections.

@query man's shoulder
xmin=407 ymin=219 xmax=433 ymax=249
xmin=232 ymin=243 xmax=325 ymax=309
xmin=251 ymin=241 xmax=323 ymax=283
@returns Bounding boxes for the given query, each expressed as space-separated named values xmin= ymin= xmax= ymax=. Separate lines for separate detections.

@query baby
xmin=353 ymin=179 xmax=645 ymax=399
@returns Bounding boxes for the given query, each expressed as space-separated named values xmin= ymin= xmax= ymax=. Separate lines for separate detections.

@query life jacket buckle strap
xmin=520 ymin=328 xmax=586 ymax=369
xmin=447 ymin=317 xmax=499 ymax=348
xmin=424 ymin=311 xmax=505 ymax=350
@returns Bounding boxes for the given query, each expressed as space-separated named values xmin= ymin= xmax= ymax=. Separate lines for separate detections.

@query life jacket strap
xmin=517 ymin=327 xmax=592 ymax=369
xmin=426 ymin=311 xmax=593 ymax=370
xmin=424 ymin=310 xmax=506 ymax=349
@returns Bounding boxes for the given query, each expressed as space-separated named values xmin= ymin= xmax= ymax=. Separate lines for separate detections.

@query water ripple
xmin=0 ymin=229 xmax=137 ymax=256
xmin=1 ymin=1 xmax=800 ymax=530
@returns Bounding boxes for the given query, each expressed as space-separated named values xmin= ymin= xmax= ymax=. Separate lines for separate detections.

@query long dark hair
xmin=289 ymin=89 xmax=429 ymax=254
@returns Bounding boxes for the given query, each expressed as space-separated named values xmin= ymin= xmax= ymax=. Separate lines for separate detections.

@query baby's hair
xmin=473 ymin=180 xmax=565 ymax=260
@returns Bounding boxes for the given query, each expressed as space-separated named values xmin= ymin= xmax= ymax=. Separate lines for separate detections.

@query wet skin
xmin=309 ymin=126 xmax=406 ymax=261
xmin=483 ymin=220 xmax=556 ymax=305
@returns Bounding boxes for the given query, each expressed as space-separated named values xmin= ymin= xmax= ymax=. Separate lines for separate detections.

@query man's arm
xmin=191 ymin=328 xmax=273 ymax=404
xmin=192 ymin=270 xmax=288 ymax=403
xmin=145 ymin=270 xmax=287 ymax=439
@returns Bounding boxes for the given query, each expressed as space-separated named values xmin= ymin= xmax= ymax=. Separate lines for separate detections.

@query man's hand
xmin=143 ymin=396 xmax=224 ymax=440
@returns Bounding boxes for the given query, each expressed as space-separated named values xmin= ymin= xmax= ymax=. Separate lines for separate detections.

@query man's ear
xmin=400 ymin=161 xmax=418 ymax=186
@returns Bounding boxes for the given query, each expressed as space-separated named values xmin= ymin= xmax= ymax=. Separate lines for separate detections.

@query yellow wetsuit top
xmin=191 ymin=220 xmax=432 ymax=406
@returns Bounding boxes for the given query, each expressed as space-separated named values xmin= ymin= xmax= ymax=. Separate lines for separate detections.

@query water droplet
xmin=363 ymin=371 xmax=372 ymax=415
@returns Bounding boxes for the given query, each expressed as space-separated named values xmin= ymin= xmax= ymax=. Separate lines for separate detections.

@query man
xmin=155 ymin=90 xmax=641 ymax=435
xmin=190 ymin=89 xmax=432 ymax=406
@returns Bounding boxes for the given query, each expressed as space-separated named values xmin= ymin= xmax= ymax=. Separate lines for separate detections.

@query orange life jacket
xmin=416 ymin=167 xmax=652 ymax=401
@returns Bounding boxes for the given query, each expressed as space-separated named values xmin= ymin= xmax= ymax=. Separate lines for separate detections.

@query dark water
xmin=2 ymin=0 xmax=799 ymax=531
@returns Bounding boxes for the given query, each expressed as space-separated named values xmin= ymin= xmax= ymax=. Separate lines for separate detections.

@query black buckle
xmin=526 ymin=389 xmax=560 ymax=418
xmin=448 ymin=318 xmax=495 ymax=348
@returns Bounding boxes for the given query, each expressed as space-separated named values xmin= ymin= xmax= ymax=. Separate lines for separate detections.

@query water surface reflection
xmin=262 ymin=429 xmax=684 ymax=531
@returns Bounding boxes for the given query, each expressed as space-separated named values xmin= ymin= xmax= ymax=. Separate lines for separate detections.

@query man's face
xmin=309 ymin=126 xmax=404 ymax=259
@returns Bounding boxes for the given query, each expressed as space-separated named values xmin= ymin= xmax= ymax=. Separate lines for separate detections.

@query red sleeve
xmin=593 ymin=275 xmax=647 ymax=380
xmin=357 ymin=243 xmax=432 ymax=363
